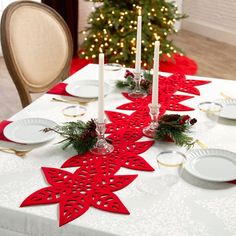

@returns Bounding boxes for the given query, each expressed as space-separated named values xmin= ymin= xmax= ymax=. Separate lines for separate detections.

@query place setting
xmin=201 ymin=92 xmax=236 ymax=120
xmin=0 ymin=118 xmax=57 ymax=157
xmin=0 ymin=54 xmax=121 ymax=158
xmin=48 ymin=65 xmax=111 ymax=101
xmin=135 ymin=90 xmax=236 ymax=194
xmin=184 ymin=97 xmax=236 ymax=187
xmin=47 ymin=67 xmax=114 ymax=118
xmin=136 ymin=144 xmax=236 ymax=196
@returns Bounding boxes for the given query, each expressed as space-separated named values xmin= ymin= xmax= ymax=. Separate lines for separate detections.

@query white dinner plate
xmin=66 ymin=80 xmax=110 ymax=98
xmin=3 ymin=118 xmax=57 ymax=144
xmin=217 ymin=98 xmax=236 ymax=120
xmin=184 ymin=149 xmax=236 ymax=182
xmin=104 ymin=63 xmax=122 ymax=71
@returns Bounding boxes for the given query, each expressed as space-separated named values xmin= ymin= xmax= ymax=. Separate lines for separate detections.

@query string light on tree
xmin=80 ymin=0 xmax=187 ymax=67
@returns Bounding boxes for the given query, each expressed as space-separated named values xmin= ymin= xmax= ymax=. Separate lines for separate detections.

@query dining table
xmin=0 ymin=63 xmax=236 ymax=236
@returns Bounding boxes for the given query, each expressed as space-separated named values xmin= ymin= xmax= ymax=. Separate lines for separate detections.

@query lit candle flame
xmin=154 ymin=33 xmax=160 ymax=40
xmin=138 ymin=8 xmax=142 ymax=16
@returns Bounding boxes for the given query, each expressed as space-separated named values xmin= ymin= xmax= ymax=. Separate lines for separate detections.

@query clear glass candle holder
xmin=128 ymin=71 xmax=146 ymax=98
xmin=90 ymin=119 xmax=114 ymax=155
xmin=143 ymin=103 xmax=161 ymax=138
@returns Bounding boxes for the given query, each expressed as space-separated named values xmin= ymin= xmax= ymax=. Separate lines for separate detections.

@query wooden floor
xmin=171 ymin=30 xmax=236 ymax=80
xmin=1 ymin=30 xmax=236 ymax=120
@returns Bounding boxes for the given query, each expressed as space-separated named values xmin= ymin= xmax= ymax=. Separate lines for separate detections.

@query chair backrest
xmin=1 ymin=1 xmax=73 ymax=107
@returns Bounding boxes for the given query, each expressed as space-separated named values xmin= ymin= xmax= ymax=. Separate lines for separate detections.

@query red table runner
xmin=21 ymin=73 xmax=213 ymax=226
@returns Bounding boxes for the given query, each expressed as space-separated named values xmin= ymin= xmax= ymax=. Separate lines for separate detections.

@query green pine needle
xmin=43 ymin=120 xmax=97 ymax=154
xmin=116 ymin=80 xmax=131 ymax=89
xmin=154 ymin=114 xmax=197 ymax=148
xmin=116 ymin=70 xmax=152 ymax=91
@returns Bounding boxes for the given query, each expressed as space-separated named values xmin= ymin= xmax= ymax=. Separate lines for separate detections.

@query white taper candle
xmin=135 ymin=15 xmax=142 ymax=74
xmin=98 ymin=53 xmax=104 ymax=123
xmin=152 ymin=41 xmax=160 ymax=106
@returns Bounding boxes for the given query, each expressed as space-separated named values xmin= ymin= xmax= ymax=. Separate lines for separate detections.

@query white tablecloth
xmin=0 ymin=64 xmax=236 ymax=236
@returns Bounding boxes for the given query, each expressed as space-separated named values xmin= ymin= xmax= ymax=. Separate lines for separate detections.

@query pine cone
xmin=86 ymin=119 xmax=96 ymax=132
xmin=140 ymin=79 xmax=151 ymax=91
xmin=85 ymin=119 xmax=97 ymax=137
xmin=160 ymin=114 xmax=180 ymax=122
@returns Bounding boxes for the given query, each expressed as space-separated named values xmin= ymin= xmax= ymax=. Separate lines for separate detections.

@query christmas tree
xmin=80 ymin=0 xmax=186 ymax=68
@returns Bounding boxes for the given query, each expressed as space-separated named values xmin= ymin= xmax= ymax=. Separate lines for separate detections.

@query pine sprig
xmin=116 ymin=69 xmax=152 ymax=93
xmin=116 ymin=71 xmax=135 ymax=90
xmin=155 ymin=114 xmax=197 ymax=148
xmin=44 ymin=119 xmax=97 ymax=154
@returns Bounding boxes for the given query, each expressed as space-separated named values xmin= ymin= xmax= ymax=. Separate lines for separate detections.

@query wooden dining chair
xmin=1 ymin=1 xmax=73 ymax=108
